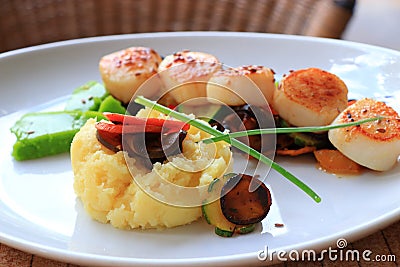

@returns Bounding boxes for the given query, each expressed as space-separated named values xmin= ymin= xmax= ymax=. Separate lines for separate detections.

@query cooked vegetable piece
xmin=11 ymin=111 xmax=107 ymax=160
xmin=96 ymin=130 xmax=121 ymax=153
xmin=277 ymin=146 xmax=316 ymax=156
xmin=275 ymin=117 xmax=331 ymax=153
xmin=235 ymin=224 xmax=256 ymax=234
xmin=123 ymin=131 xmax=187 ymax=163
xmin=220 ymin=174 xmax=272 ymax=225
xmin=202 ymin=198 xmax=236 ymax=237
xmin=313 ymin=149 xmax=363 ymax=175
xmin=98 ymin=95 xmax=126 ymax=114
xmin=202 ymin=178 xmax=236 ymax=237
xmin=103 ymin=113 xmax=190 ymax=132
xmin=222 ymin=104 xmax=275 ymax=152
xmin=95 ymin=121 xmax=163 ymax=135
xmin=95 ymin=113 xmax=188 ymax=165
xmin=214 ymin=227 xmax=234 ymax=237
xmin=291 ymin=132 xmax=330 ymax=148
xmin=64 ymin=81 xmax=108 ymax=111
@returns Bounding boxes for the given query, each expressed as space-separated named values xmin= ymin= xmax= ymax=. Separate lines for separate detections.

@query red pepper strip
xmin=95 ymin=121 xmax=165 ymax=152
xmin=168 ymin=104 xmax=177 ymax=110
xmin=145 ymin=118 xmax=190 ymax=132
xmin=95 ymin=122 xmax=122 ymax=148
xmin=348 ymin=99 xmax=357 ymax=106
xmin=96 ymin=121 xmax=122 ymax=134
xmin=96 ymin=121 xmax=163 ymax=134
xmin=103 ymin=113 xmax=190 ymax=132
xmin=104 ymin=112 xmax=155 ymax=125
xmin=127 ymin=124 xmax=163 ymax=133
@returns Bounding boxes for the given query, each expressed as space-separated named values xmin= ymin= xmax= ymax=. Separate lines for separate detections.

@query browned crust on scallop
xmin=279 ymin=68 xmax=348 ymax=112
xmin=213 ymin=65 xmax=274 ymax=77
xmin=338 ymin=98 xmax=400 ymax=141
xmin=99 ymin=47 xmax=161 ymax=75
xmin=161 ymin=51 xmax=220 ymax=79
xmin=164 ymin=50 xmax=218 ymax=67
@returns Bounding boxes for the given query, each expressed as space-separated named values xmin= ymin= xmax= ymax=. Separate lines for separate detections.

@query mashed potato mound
xmin=71 ymin=108 xmax=232 ymax=229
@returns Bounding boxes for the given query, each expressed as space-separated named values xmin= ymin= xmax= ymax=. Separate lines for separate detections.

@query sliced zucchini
xmin=277 ymin=117 xmax=330 ymax=149
xmin=202 ymin=176 xmax=236 ymax=237
xmin=202 ymin=198 xmax=236 ymax=235
xmin=202 ymin=199 xmax=235 ymax=230
xmin=202 ymin=174 xmax=262 ymax=237
xmin=235 ymin=224 xmax=256 ymax=234
xmin=215 ymin=227 xmax=234 ymax=237
xmin=291 ymin=132 xmax=330 ymax=148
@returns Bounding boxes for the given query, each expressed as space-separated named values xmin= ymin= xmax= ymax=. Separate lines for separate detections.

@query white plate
xmin=1 ymin=32 xmax=400 ymax=266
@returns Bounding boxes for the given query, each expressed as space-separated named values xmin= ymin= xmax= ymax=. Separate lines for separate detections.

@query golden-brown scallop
xmin=158 ymin=50 xmax=221 ymax=105
xmin=329 ymin=98 xmax=400 ymax=171
xmin=206 ymin=65 xmax=275 ymax=107
xmin=99 ymin=47 xmax=162 ymax=104
xmin=273 ymin=68 xmax=348 ymax=126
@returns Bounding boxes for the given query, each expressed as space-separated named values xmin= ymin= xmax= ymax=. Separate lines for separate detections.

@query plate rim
xmin=1 ymin=31 xmax=400 ymax=59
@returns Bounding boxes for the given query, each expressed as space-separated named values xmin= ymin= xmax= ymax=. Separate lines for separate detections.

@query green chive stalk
xmin=202 ymin=117 xmax=382 ymax=144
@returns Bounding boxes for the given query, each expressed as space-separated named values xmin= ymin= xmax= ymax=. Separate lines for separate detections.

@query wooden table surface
xmin=1 ymin=220 xmax=399 ymax=267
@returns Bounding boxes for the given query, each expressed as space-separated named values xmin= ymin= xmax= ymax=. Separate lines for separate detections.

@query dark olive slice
xmin=123 ymin=130 xmax=187 ymax=164
xmin=96 ymin=131 xmax=122 ymax=153
xmin=220 ymin=174 xmax=272 ymax=225
xmin=222 ymin=104 xmax=274 ymax=153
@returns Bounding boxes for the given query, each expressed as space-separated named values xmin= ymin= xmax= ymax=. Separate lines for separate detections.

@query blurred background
xmin=343 ymin=0 xmax=400 ymax=50
xmin=0 ymin=0 xmax=398 ymax=52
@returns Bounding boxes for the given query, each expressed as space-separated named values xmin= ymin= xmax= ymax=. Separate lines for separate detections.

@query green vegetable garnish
xmin=64 ymin=81 xmax=108 ymax=111
xmin=201 ymin=117 xmax=382 ymax=144
xmin=98 ymin=95 xmax=127 ymax=114
xmin=134 ymin=96 xmax=322 ymax=203
xmin=10 ymin=110 xmax=107 ymax=161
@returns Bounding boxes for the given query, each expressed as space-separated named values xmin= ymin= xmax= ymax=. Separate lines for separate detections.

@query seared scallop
xmin=158 ymin=50 xmax=221 ymax=105
xmin=329 ymin=98 xmax=400 ymax=171
xmin=206 ymin=65 xmax=276 ymax=107
xmin=273 ymin=68 xmax=348 ymax=126
xmin=99 ymin=47 xmax=162 ymax=104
